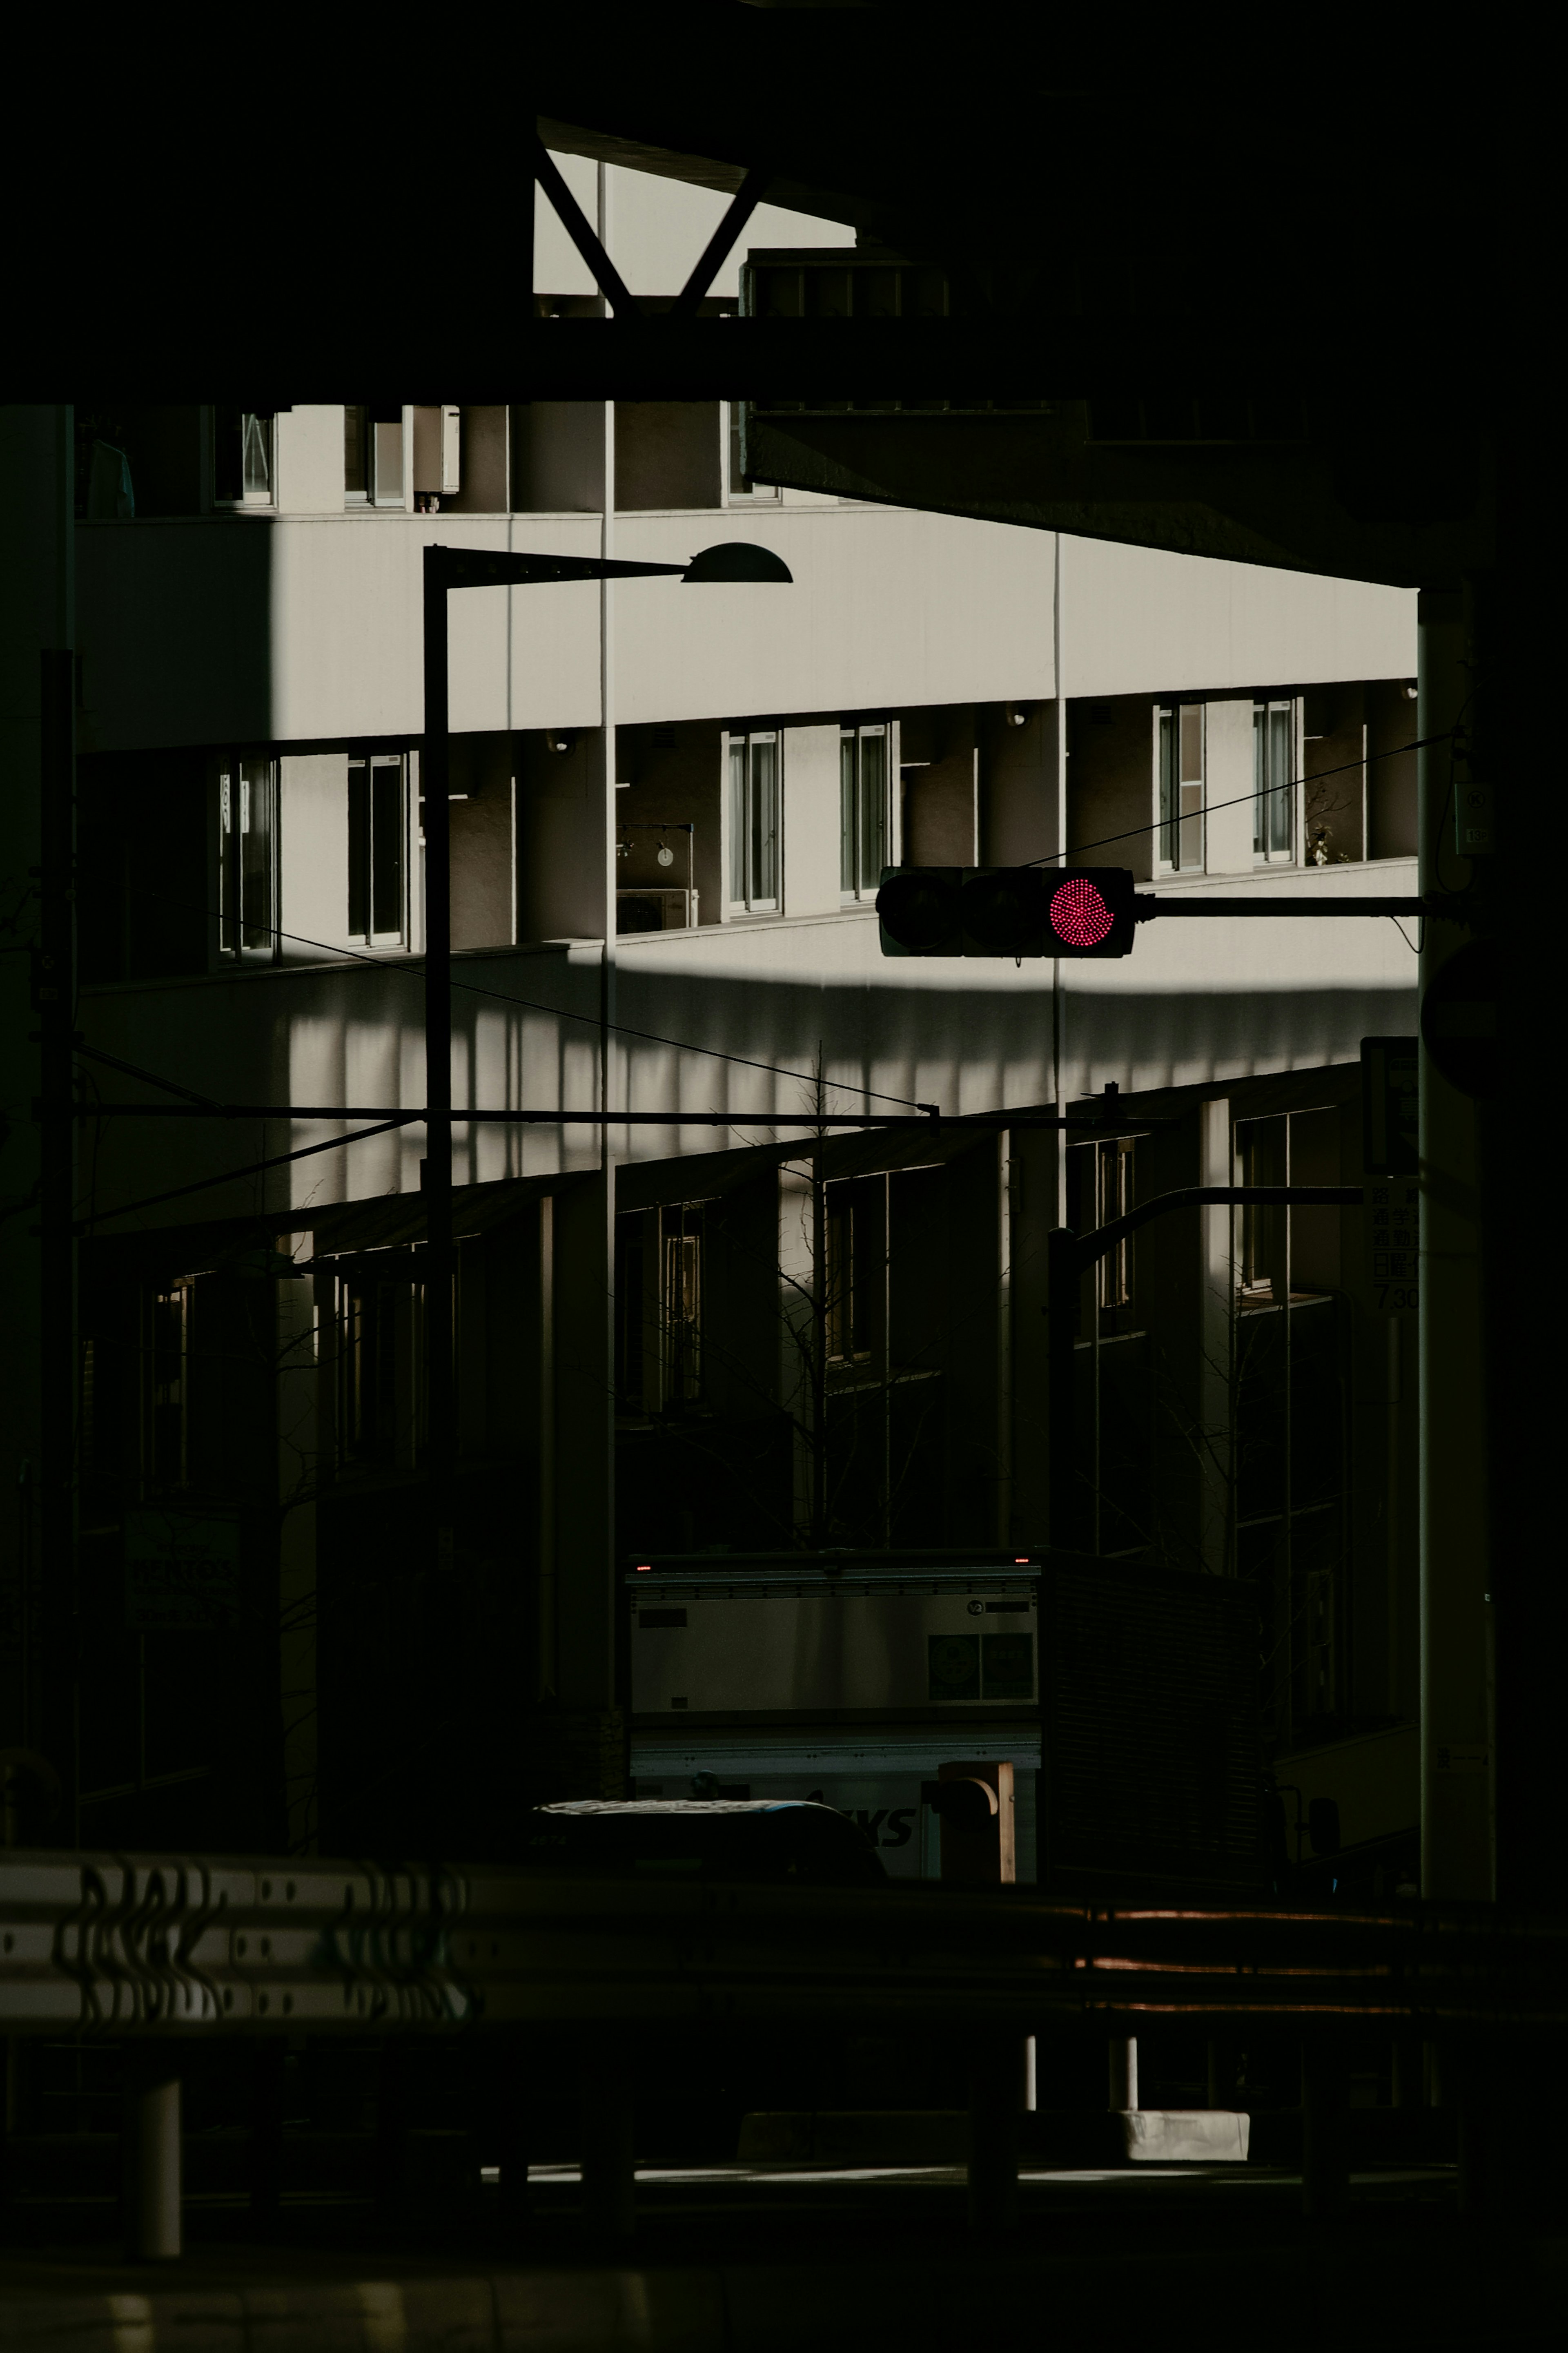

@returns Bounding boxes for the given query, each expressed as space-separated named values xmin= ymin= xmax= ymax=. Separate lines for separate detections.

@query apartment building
xmin=16 ymin=158 xmax=1422 ymax=1880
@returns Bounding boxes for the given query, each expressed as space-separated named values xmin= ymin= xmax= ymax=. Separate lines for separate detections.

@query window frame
xmin=840 ymin=723 xmax=892 ymax=904
xmin=214 ymin=754 xmax=280 ymax=965
xmin=725 ymin=729 xmax=782 ymax=915
xmin=1253 ymin=696 xmax=1301 ymax=865
xmin=211 ymin=409 xmax=276 ymax=508
xmin=347 ymin=752 xmax=409 ymax=946
xmin=1156 ymin=702 xmax=1206 ymax=874
xmin=724 ymin=401 xmax=781 ymax=504
xmin=144 ymin=1280 xmax=193 ymax=1496
xmin=344 ymin=404 xmax=409 ymax=510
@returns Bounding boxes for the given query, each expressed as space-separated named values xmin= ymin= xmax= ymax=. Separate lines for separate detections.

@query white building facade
xmin=54 ymin=160 xmax=1421 ymax=1876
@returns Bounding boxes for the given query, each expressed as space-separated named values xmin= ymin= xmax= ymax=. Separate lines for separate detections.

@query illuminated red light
xmin=1014 ymin=1557 xmax=1030 ymax=1564
xmin=1049 ymin=877 xmax=1114 ymax=947
xmin=636 ymin=1563 xmax=651 ymax=1572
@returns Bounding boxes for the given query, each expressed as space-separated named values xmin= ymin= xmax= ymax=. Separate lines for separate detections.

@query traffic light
xmin=876 ymin=866 xmax=1139 ymax=958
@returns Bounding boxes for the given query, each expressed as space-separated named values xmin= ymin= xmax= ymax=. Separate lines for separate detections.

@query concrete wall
xmin=1367 ymin=676 xmax=1419 ymax=859
xmin=79 ymin=497 xmax=1418 ymax=769
xmin=512 ymin=406 xmax=606 ymax=515
xmin=279 ymin=754 xmax=352 ymax=961
xmin=778 ymin=721 xmax=840 ymax=918
xmin=1062 ymin=533 xmax=1415 ymax=700
xmin=1067 ymin=697 xmax=1155 ymax=881
xmin=902 ymin=707 xmax=978 ymax=867
xmin=276 ymin=407 xmax=349 ymax=516
xmin=980 ymin=700 xmax=1057 ymax=866
xmin=76 ymin=508 xmax=1055 ymax=754
xmin=74 ymin=850 xmax=1414 ymax=1236
xmin=613 ymin=721 xmax=723 ymax=928
xmin=1202 ymin=698 xmax=1256 ymax=875
xmin=615 ymin=404 xmax=722 ymax=511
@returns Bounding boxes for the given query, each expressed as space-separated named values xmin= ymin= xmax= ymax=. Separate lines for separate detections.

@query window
xmin=826 ymin=1186 xmax=873 ymax=1365
xmin=345 ymin=405 xmax=406 ymax=506
xmin=727 ymin=732 xmax=780 ymax=911
xmin=1254 ymin=699 xmax=1297 ymax=861
xmin=213 ymin=410 xmax=274 ymax=504
xmin=349 ymin=755 xmax=406 ymax=943
xmin=1158 ymin=703 xmax=1205 ymax=871
xmin=146 ymin=1284 xmax=192 ymax=1492
xmin=1094 ymin=1137 xmax=1135 ymax=1310
xmin=339 ymin=1276 xmax=423 ymax=1468
xmin=662 ymin=1208 xmax=702 ymax=1404
xmin=840 ymin=725 xmax=888 ymax=900
xmin=216 ymin=758 xmax=277 ymax=960
xmin=726 ymin=402 xmax=780 ymax=502
xmin=617 ymin=1206 xmax=705 ymax=1416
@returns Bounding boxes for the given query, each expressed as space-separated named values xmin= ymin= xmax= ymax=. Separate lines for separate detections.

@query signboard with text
xmin=1365 ymin=1177 xmax=1419 ymax=1318
xmin=124 ymin=1510 xmax=241 ymax=1630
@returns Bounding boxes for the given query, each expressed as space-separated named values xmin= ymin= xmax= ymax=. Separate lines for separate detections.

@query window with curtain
xmin=728 ymin=732 xmax=780 ymax=911
xmin=1253 ymin=699 xmax=1297 ymax=861
xmin=840 ymin=725 xmax=888 ymax=899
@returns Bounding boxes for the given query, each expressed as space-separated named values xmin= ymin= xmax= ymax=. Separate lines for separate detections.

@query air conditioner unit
xmin=617 ymin=888 xmax=698 ymax=935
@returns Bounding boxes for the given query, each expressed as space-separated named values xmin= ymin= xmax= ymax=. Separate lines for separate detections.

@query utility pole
xmin=1417 ymin=589 xmax=1492 ymax=1902
xmin=37 ymin=649 xmax=77 ymax=1833
xmin=421 ymin=554 xmax=456 ymax=1586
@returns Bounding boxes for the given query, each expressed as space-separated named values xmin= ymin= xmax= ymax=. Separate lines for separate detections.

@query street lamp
xmin=421 ymin=542 xmax=791 ymax=1573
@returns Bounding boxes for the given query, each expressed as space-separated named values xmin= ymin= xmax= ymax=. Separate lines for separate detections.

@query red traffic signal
xmin=878 ymin=867 xmax=1138 ymax=958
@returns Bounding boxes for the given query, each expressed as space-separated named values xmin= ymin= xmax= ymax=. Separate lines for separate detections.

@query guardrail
xmin=6 ymin=1848 xmax=1564 ymax=2255
xmin=4 ymin=1848 xmax=1566 ymax=2040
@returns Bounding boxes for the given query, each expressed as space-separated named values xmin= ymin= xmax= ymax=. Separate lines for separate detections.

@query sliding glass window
xmin=349 ymin=755 xmax=406 ymax=943
xmin=1158 ymin=703 xmax=1205 ymax=872
xmin=728 ymin=732 xmax=780 ymax=912
xmin=1254 ymin=699 xmax=1297 ymax=862
xmin=840 ymin=724 xmax=888 ymax=899
xmin=216 ymin=758 xmax=278 ymax=960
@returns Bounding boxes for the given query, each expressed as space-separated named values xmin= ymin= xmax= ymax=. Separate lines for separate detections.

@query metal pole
xmin=422 ymin=553 xmax=455 ymax=1580
xmin=1047 ymin=1227 xmax=1078 ymax=1550
xmin=1300 ymin=2037 xmax=1348 ymax=2221
xmin=38 ymin=649 xmax=76 ymax=1833
xmin=1417 ymin=589 xmax=1490 ymax=1901
xmin=967 ymin=2035 xmax=1023 ymax=2236
xmin=1108 ymin=2036 xmax=1137 ymax=2112
xmin=124 ymin=2061 xmax=181 ymax=2261
xmin=580 ymin=2043 xmax=636 ymax=2246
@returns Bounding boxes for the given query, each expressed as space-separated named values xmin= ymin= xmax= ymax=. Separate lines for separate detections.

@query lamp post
xmin=420 ymin=540 xmax=791 ymax=1578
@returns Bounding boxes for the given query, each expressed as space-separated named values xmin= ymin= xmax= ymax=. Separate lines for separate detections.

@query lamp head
xmin=682 ymin=541 xmax=793 ymax=584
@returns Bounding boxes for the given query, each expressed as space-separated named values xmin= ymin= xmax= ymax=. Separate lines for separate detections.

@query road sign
xmin=1364 ymin=1177 xmax=1419 ymax=1318
xmin=124 ymin=1510 xmax=241 ymax=1630
xmin=1361 ymin=1036 xmax=1418 ymax=1175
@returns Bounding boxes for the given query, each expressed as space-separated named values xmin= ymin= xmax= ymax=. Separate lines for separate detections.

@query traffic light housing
xmin=877 ymin=866 xmax=1140 ymax=958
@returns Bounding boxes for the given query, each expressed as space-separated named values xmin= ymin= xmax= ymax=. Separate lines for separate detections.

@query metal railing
xmin=5 ymin=1848 xmax=1566 ymax=2041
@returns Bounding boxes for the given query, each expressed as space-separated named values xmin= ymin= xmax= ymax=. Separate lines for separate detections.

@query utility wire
xmin=79 ymin=1118 xmax=414 ymax=1231
xmin=1025 ymin=730 xmax=1451 ymax=867
xmin=120 ymin=883 xmax=932 ymax=1112
xmin=74 ymin=1040 xmax=223 ymax=1108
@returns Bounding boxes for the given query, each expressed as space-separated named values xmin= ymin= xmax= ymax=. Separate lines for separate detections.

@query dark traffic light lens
xmin=877 ymin=871 xmax=959 ymax=949
xmin=962 ymin=871 xmax=1042 ymax=952
xmin=1048 ymin=877 xmax=1114 ymax=948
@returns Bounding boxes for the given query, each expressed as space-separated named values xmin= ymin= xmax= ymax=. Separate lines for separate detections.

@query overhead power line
xmin=1025 ymin=731 xmax=1446 ymax=866
xmin=125 ymin=885 xmax=931 ymax=1112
